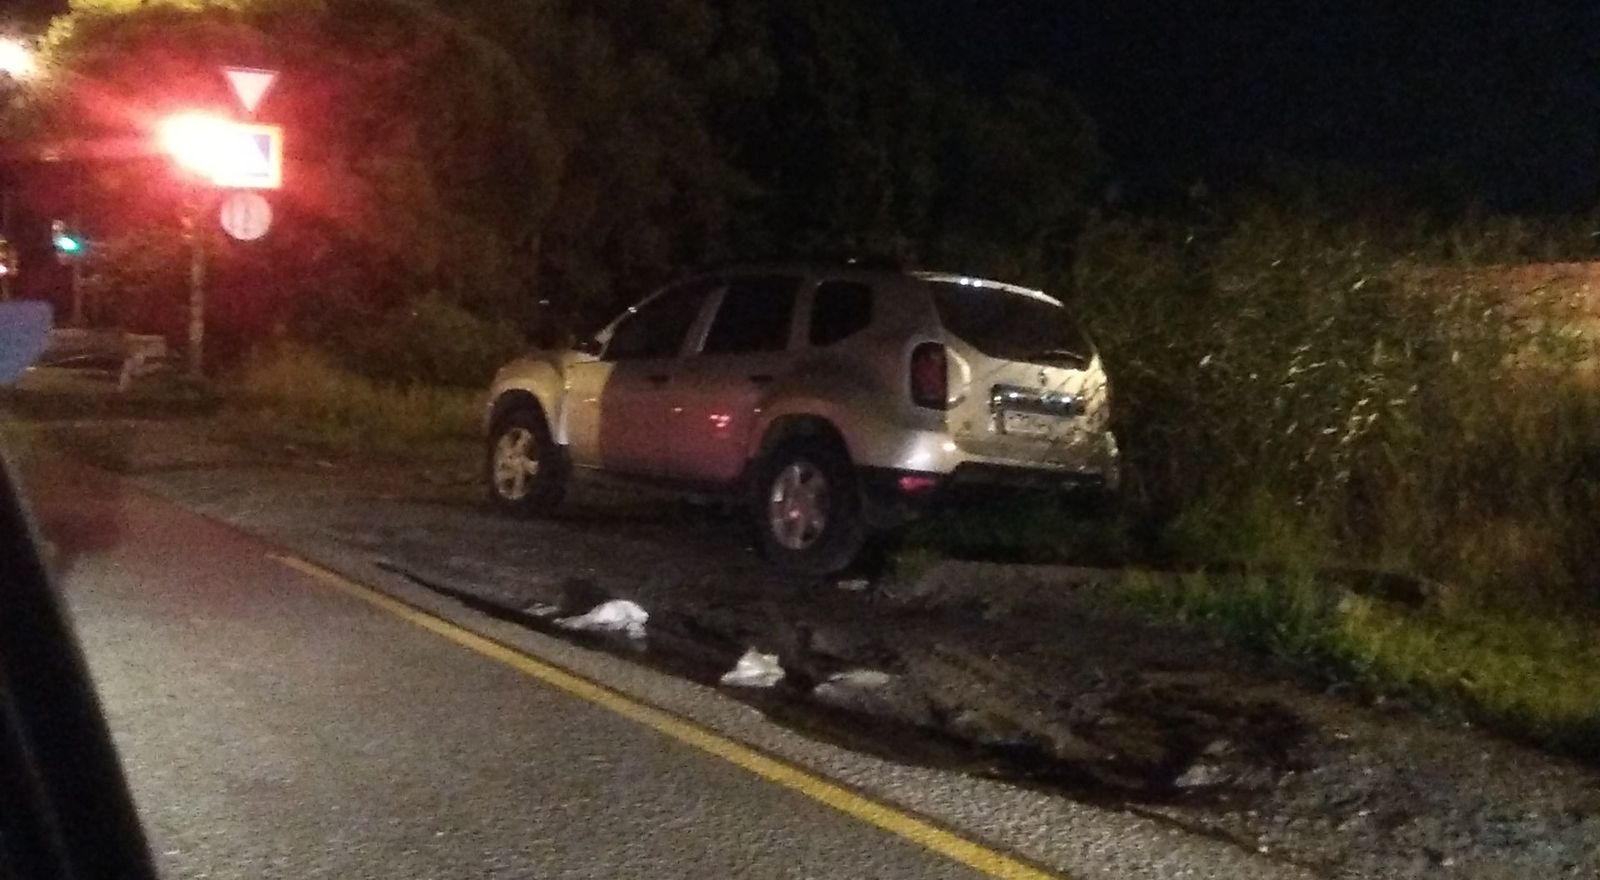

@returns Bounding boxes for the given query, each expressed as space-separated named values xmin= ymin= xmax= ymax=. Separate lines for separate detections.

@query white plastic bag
xmin=719 ymin=648 xmax=785 ymax=688
xmin=555 ymin=599 xmax=648 ymax=639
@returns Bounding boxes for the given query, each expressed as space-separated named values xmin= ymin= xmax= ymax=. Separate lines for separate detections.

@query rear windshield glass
xmin=927 ymin=281 xmax=1092 ymax=366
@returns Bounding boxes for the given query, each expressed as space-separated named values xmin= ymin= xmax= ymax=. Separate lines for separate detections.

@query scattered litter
xmin=824 ymin=668 xmax=894 ymax=689
xmin=835 ymin=578 xmax=872 ymax=592
xmin=812 ymin=669 xmax=937 ymax=727
xmin=556 ymin=599 xmax=648 ymax=639
xmin=720 ymin=648 xmax=785 ymax=688
xmin=1175 ymin=762 xmax=1227 ymax=789
xmin=522 ymin=601 xmax=562 ymax=619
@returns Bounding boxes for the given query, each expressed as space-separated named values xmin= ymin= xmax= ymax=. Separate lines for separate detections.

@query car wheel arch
xmin=750 ymin=415 xmax=853 ymax=468
xmin=490 ymin=389 xmax=548 ymax=430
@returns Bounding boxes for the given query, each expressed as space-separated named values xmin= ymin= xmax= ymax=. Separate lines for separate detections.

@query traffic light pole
xmin=1 ymin=190 xmax=11 ymax=302
xmin=69 ymin=259 xmax=83 ymax=325
xmin=70 ymin=166 xmax=83 ymax=325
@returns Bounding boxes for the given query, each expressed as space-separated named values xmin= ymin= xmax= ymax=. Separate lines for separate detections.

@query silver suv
xmin=485 ymin=262 xmax=1119 ymax=573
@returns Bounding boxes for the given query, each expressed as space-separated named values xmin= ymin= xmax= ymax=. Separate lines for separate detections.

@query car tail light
xmin=897 ymin=474 xmax=941 ymax=494
xmin=910 ymin=342 xmax=948 ymax=409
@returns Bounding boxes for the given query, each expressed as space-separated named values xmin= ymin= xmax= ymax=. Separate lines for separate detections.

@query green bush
xmin=312 ymin=292 xmax=526 ymax=389
xmin=229 ymin=342 xmax=480 ymax=458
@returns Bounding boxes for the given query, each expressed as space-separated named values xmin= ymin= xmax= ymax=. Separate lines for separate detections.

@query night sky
xmin=9 ymin=1 xmax=1599 ymax=212
xmin=888 ymin=1 xmax=1600 ymax=212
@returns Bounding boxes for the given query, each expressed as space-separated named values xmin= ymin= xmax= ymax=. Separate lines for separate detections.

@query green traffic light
xmin=51 ymin=221 xmax=84 ymax=255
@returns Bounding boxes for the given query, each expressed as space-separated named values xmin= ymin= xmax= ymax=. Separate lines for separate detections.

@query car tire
xmin=750 ymin=437 xmax=866 ymax=575
xmin=486 ymin=407 xmax=567 ymax=516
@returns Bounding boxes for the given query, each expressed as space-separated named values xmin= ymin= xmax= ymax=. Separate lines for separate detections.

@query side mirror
xmin=573 ymin=335 xmax=603 ymax=357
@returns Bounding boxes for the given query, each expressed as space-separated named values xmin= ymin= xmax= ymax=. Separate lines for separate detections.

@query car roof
xmin=691 ymin=262 xmax=1056 ymax=303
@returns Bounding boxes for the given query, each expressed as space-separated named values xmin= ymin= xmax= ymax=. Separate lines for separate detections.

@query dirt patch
xmin=375 ymin=552 xmax=1306 ymax=809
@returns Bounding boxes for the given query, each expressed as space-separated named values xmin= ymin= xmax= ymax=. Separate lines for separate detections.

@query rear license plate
xmin=999 ymin=410 xmax=1055 ymax=437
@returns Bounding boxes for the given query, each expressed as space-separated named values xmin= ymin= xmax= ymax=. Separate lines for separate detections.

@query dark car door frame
xmin=0 ymin=451 xmax=158 ymax=880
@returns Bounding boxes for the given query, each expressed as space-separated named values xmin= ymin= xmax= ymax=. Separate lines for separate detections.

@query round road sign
xmin=219 ymin=191 xmax=273 ymax=241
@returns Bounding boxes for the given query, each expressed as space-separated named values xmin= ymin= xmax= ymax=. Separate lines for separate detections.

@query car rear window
xmin=809 ymin=280 xmax=873 ymax=346
xmin=927 ymin=281 xmax=1092 ymax=367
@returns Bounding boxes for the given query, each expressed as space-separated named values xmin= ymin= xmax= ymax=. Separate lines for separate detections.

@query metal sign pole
xmin=167 ymin=65 xmax=282 ymax=378
xmin=184 ymin=195 xmax=206 ymax=378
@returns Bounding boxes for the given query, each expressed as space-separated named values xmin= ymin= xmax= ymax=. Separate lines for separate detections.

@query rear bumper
xmin=858 ymin=461 xmax=1116 ymax=527
xmin=850 ymin=425 xmax=1119 ymax=482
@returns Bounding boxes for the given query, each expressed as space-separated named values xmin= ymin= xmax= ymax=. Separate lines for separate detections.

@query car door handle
xmin=646 ymin=374 xmax=670 ymax=386
xmin=747 ymin=374 xmax=774 ymax=385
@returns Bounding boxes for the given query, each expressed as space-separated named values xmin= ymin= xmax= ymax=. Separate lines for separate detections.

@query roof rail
xmin=690 ymin=253 xmax=905 ymax=275
xmin=831 ymin=253 xmax=904 ymax=271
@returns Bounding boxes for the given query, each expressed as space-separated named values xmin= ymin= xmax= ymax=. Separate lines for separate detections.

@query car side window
xmin=604 ymin=281 xmax=715 ymax=361
xmin=700 ymin=275 xmax=803 ymax=356
xmin=809 ymin=280 xmax=874 ymax=346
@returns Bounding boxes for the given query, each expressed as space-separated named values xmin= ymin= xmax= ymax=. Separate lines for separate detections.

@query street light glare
xmin=159 ymin=112 xmax=235 ymax=177
xmin=158 ymin=112 xmax=283 ymax=189
xmin=0 ymin=38 xmax=36 ymax=79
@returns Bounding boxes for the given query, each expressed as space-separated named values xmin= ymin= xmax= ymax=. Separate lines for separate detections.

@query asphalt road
xmin=27 ymin=459 xmax=991 ymax=880
xmin=10 ymin=440 xmax=1310 ymax=880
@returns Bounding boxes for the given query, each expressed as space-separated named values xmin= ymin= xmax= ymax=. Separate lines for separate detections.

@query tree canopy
xmin=27 ymin=0 xmax=1102 ymax=356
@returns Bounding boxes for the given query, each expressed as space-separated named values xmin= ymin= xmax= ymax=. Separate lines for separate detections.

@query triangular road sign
xmin=223 ymin=67 xmax=277 ymax=114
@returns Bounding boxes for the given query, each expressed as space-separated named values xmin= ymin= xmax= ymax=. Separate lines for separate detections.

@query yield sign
xmin=223 ymin=67 xmax=278 ymax=114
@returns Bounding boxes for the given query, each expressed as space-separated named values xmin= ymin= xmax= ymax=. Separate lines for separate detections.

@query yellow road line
xmin=269 ymin=553 xmax=1064 ymax=880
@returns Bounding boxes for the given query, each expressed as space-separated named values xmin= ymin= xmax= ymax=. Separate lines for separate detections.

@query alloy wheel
xmin=491 ymin=427 xmax=541 ymax=501
xmin=766 ymin=461 xmax=830 ymax=550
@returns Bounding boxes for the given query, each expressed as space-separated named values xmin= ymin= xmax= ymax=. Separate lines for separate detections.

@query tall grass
xmin=1073 ymin=204 xmax=1600 ymax=604
xmin=229 ymin=342 xmax=480 ymax=459
xmin=1120 ymin=570 xmax=1600 ymax=758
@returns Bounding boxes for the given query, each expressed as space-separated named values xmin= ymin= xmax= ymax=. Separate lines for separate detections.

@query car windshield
xmin=926 ymin=279 xmax=1092 ymax=366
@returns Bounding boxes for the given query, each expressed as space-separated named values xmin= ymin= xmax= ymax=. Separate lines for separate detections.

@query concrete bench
xmin=39 ymin=329 xmax=171 ymax=390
